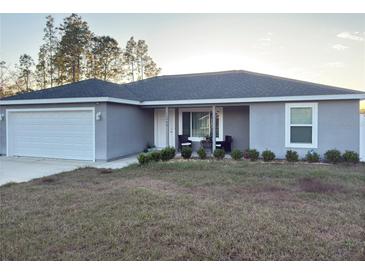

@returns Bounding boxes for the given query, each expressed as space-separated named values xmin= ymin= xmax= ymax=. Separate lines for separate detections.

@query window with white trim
xmin=179 ymin=108 xmax=223 ymax=141
xmin=285 ymin=103 xmax=318 ymax=148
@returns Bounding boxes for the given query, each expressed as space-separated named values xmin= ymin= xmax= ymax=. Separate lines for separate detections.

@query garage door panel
xmin=7 ymin=109 xmax=95 ymax=161
xmin=12 ymin=128 xmax=93 ymax=137
xmin=13 ymin=137 xmax=93 ymax=145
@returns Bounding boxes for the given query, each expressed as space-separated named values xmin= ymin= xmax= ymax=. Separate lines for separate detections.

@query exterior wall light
xmin=0 ymin=113 xmax=4 ymax=121
xmin=96 ymin=112 xmax=102 ymax=121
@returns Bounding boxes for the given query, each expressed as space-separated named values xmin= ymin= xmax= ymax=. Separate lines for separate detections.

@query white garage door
xmin=361 ymin=114 xmax=365 ymax=162
xmin=7 ymin=108 xmax=95 ymax=161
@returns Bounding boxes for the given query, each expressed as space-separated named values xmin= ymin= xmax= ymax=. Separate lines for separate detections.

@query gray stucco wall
xmin=106 ymin=103 xmax=154 ymax=160
xmin=0 ymin=103 xmax=108 ymax=160
xmin=0 ymin=102 xmax=154 ymax=161
xmin=249 ymin=100 xmax=360 ymax=159
xmin=223 ymin=106 xmax=249 ymax=150
xmin=1 ymin=99 xmax=359 ymax=161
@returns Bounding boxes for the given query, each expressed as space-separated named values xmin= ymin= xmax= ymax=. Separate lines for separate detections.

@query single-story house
xmin=0 ymin=70 xmax=364 ymax=161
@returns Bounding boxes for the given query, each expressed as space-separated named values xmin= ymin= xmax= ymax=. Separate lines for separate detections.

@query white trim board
xmin=6 ymin=107 xmax=96 ymax=161
xmin=0 ymin=97 xmax=140 ymax=106
xmin=1 ymin=94 xmax=364 ymax=106
xmin=141 ymin=94 xmax=365 ymax=106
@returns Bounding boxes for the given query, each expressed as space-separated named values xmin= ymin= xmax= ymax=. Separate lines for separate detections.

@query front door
xmin=154 ymin=108 xmax=175 ymax=148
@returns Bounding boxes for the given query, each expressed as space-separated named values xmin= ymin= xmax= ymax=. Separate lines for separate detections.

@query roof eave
xmin=0 ymin=94 xmax=364 ymax=106
xmin=140 ymin=94 xmax=365 ymax=106
xmin=0 ymin=97 xmax=141 ymax=106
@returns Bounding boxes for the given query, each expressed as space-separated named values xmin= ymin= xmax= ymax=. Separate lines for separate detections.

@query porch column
xmin=212 ymin=105 xmax=216 ymax=152
xmin=165 ymin=106 xmax=169 ymax=147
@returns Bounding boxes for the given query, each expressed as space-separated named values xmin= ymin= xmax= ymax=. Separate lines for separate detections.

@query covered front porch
xmin=152 ymin=105 xmax=250 ymax=153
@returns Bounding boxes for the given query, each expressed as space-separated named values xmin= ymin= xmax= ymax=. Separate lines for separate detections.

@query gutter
xmin=1 ymin=94 xmax=364 ymax=106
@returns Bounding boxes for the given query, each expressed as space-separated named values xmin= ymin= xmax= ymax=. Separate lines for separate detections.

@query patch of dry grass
xmin=0 ymin=161 xmax=364 ymax=260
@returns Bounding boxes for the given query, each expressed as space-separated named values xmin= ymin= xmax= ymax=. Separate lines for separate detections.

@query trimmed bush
xmin=168 ymin=147 xmax=176 ymax=159
xmin=197 ymin=147 xmax=207 ymax=159
xmin=231 ymin=149 xmax=243 ymax=160
xmin=137 ymin=153 xmax=151 ymax=165
xmin=247 ymin=149 xmax=259 ymax=161
xmin=286 ymin=150 xmax=299 ymax=162
xmin=305 ymin=151 xmax=320 ymax=163
xmin=160 ymin=147 xmax=176 ymax=161
xmin=324 ymin=149 xmax=341 ymax=163
xmin=342 ymin=150 xmax=359 ymax=164
xmin=181 ymin=146 xmax=192 ymax=159
xmin=213 ymin=148 xmax=225 ymax=160
xmin=150 ymin=151 xmax=161 ymax=162
xmin=262 ymin=149 xmax=275 ymax=162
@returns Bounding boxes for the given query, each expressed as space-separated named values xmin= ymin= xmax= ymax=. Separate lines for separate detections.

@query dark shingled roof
xmin=2 ymin=70 xmax=364 ymax=102
xmin=2 ymin=79 xmax=140 ymax=101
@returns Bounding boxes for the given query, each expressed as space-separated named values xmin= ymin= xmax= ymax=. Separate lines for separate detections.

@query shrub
xmin=197 ymin=147 xmax=207 ymax=159
xmin=160 ymin=147 xmax=176 ymax=161
xmin=181 ymin=146 xmax=192 ymax=159
xmin=167 ymin=147 xmax=176 ymax=159
xmin=262 ymin=149 xmax=275 ymax=162
xmin=150 ymin=151 xmax=161 ymax=162
xmin=342 ymin=150 xmax=359 ymax=164
xmin=231 ymin=149 xmax=243 ymax=160
xmin=137 ymin=153 xmax=151 ymax=165
xmin=213 ymin=148 xmax=225 ymax=160
xmin=286 ymin=150 xmax=299 ymax=162
xmin=305 ymin=151 xmax=320 ymax=163
xmin=247 ymin=149 xmax=259 ymax=161
xmin=324 ymin=149 xmax=341 ymax=163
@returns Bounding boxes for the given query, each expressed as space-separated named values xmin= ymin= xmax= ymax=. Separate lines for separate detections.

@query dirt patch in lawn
xmin=298 ymin=177 xmax=346 ymax=193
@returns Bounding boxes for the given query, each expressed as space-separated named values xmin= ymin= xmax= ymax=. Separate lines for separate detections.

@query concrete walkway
xmin=0 ymin=155 xmax=138 ymax=186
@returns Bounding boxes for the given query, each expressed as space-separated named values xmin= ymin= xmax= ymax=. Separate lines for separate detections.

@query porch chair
xmin=178 ymin=135 xmax=192 ymax=151
xmin=216 ymin=135 xmax=233 ymax=152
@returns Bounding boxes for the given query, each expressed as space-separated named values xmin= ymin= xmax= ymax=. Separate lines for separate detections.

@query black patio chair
xmin=216 ymin=135 xmax=233 ymax=152
xmin=178 ymin=135 xmax=192 ymax=151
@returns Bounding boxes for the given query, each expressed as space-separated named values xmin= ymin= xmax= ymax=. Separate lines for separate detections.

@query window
xmin=179 ymin=108 xmax=223 ymax=141
xmin=285 ymin=103 xmax=318 ymax=148
xmin=192 ymin=112 xmax=210 ymax=137
xmin=182 ymin=112 xmax=190 ymax=136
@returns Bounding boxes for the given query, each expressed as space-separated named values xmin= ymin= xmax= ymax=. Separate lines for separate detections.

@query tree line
xmin=0 ymin=14 xmax=161 ymax=98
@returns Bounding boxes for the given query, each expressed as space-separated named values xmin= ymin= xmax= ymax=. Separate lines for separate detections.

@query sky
xmin=0 ymin=13 xmax=364 ymax=91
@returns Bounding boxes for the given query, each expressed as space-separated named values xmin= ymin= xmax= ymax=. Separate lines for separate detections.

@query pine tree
xmin=136 ymin=40 xmax=161 ymax=79
xmin=136 ymin=39 xmax=148 ymax=80
xmin=57 ymin=13 xmax=93 ymax=83
xmin=124 ymin=37 xmax=161 ymax=81
xmin=0 ymin=61 xmax=9 ymax=97
xmin=90 ymin=36 xmax=122 ymax=81
xmin=124 ymin=37 xmax=137 ymax=82
xmin=144 ymin=56 xmax=161 ymax=78
xmin=17 ymin=54 xmax=34 ymax=91
xmin=43 ymin=15 xmax=58 ymax=87
xmin=35 ymin=45 xmax=48 ymax=89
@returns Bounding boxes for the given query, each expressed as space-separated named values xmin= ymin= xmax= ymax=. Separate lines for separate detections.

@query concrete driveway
xmin=0 ymin=155 xmax=138 ymax=186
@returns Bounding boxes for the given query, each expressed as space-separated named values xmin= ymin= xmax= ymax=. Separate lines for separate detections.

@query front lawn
xmin=1 ymin=160 xmax=364 ymax=260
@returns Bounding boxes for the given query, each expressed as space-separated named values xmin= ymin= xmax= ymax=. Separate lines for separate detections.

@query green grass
xmin=1 ymin=160 xmax=364 ymax=260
